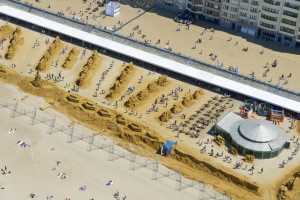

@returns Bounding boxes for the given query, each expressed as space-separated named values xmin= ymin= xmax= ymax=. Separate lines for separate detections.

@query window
xmin=251 ymin=0 xmax=259 ymax=6
xmin=284 ymin=2 xmax=300 ymax=10
xmin=260 ymin=22 xmax=275 ymax=29
xmin=250 ymin=7 xmax=258 ymax=13
xmin=262 ymin=6 xmax=279 ymax=14
xmin=240 ymin=12 xmax=247 ymax=17
xmin=231 ymin=7 xmax=238 ymax=12
xmin=280 ymin=26 xmax=295 ymax=34
xmin=281 ymin=18 xmax=297 ymax=26
xmin=264 ymin=0 xmax=280 ymax=6
xmin=261 ymin=13 xmax=277 ymax=22
xmin=283 ymin=10 xmax=298 ymax=18
xmin=250 ymin=15 xmax=257 ymax=20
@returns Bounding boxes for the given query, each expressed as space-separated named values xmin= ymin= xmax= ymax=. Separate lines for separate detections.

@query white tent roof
xmin=217 ymin=112 xmax=287 ymax=153
xmin=238 ymin=119 xmax=281 ymax=143
xmin=0 ymin=4 xmax=299 ymax=113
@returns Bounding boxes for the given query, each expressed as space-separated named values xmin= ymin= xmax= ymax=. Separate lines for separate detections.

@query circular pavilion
xmin=215 ymin=112 xmax=289 ymax=159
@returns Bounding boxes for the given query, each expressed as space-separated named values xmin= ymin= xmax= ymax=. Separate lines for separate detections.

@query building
xmin=186 ymin=0 xmax=222 ymax=22
xmin=105 ymin=1 xmax=120 ymax=17
xmin=215 ymin=112 xmax=289 ymax=159
xmin=163 ymin=0 xmax=187 ymax=10
xmin=186 ymin=0 xmax=300 ymax=47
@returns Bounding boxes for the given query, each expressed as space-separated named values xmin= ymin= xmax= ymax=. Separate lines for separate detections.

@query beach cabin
xmin=105 ymin=1 xmax=120 ymax=17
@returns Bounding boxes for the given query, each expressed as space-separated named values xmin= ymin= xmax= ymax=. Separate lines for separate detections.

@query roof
xmin=107 ymin=1 xmax=120 ymax=8
xmin=238 ymin=119 xmax=281 ymax=143
xmin=0 ymin=4 xmax=299 ymax=113
xmin=217 ymin=112 xmax=287 ymax=152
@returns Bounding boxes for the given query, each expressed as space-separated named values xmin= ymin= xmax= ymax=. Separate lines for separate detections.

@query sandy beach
xmin=0 ymin=83 xmax=219 ymax=200
xmin=0 ymin=3 xmax=299 ymax=200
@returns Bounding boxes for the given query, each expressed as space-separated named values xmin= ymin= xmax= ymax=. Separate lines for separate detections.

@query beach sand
xmin=0 ymin=12 xmax=299 ymax=200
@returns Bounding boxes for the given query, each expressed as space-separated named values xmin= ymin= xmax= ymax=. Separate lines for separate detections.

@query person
xmin=106 ymin=180 xmax=113 ymax=186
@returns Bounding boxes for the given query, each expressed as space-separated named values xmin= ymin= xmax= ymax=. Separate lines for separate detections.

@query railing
xmin=2 ymin=0 xmax=300 ymax=103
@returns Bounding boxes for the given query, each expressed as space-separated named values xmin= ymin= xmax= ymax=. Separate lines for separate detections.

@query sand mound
xmin=75 ymin=51 xmax=102 ymax=88
xmin=36 ymin=36 xmax=64 ymax=71
xmin=62 ymin=48 xmax=80 ymax=69
xmin=124 ymin=75 xmax=169 ymax=108
xmin=106 ymin=62 xmax=135 ymax=99
xmin=5 ymin=28 xmax=24 ymax=60
xmin=297 ymin=121 xmax=300 ymax=134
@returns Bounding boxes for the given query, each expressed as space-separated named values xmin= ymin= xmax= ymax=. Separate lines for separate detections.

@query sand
xmin=0 ymin=85 xmax=207 ymax=200
xmin=0 ymin=16 xmax=299 ymax=200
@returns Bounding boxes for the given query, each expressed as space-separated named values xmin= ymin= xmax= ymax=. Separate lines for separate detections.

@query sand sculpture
xmin=36 ymin=36 xmax=64 ymax=71
xmin=278 ymin=171 xmax=300 ymax=200
xmin=97 ymin=108 xmax=112 ymax=118
xmin=82 ymin=101 xmax=97 ymax=111
xmin=0 ymin=24 xmax=15 ymax=42
xmin=159 ymin=110 xmax=172 ymax=122
xmin=75 ymin=51 xmax=101 ymax=88
xmin=31 ymin=70 xmax=43 ymax=87
xmin=5 ymin=28 xmax=24 ymax=60
xmin=159 ymin=90 xmax=203 ymax=122
xmin=0 ymin=64 xmax=7 ymax=73
xmin=106 ymin=62 xmax=135 ymax=99
xmin=66 ymin=94 xmax=80 ymax=103
xmin=124 ymin=75 xmax=168 ymax=108
xmin=62 ymin=48 xmax=80 ymax=69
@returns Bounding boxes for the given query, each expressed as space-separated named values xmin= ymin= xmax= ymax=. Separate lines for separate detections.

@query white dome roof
xmin=238 ymin=119 xmax=280 ymax=143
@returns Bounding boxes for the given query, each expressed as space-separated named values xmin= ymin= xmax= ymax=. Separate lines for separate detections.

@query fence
xmin=3 ymin=0 xmax=300 ymax=103
xmin=0 ymin=98 xmax=231 ymax=200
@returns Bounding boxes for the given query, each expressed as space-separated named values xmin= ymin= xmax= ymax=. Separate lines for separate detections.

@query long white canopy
xmin=0 ymin=4 xmax=299 ymax=113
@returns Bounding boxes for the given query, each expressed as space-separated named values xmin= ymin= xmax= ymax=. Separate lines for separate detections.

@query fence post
xmin=129 ymin=153 xmax=136 ymax=171
xmin=67 ymin=123 xmax=75 ymax=143
xmin=87 ymin=134 xmax=95 ymax=151
xmin=107 ymin=142 xmax=115 ymax=161
xmin=47 ymin=116 xmax=56 ymax=135
xmin=31 ymin=107 xmax=37 ymax=125
xmin=176 ymin=172 xmax=183 ymax=191
xmin=152 ymin=159 xmax=159 ymax=180
xmin=10 ymin=101 xmax=18 ymax=118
